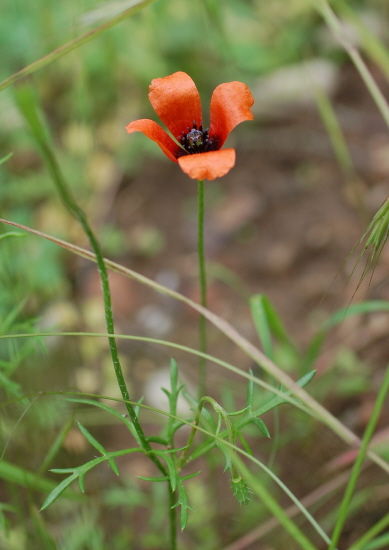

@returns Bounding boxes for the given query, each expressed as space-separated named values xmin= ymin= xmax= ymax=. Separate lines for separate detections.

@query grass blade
xmin=315 ymin=0 xmax=389 ymax=132
xmin=348 ymin=511 xmax=389 ymax=550
xmin=328 ymin=365 xmax=389 ymax=549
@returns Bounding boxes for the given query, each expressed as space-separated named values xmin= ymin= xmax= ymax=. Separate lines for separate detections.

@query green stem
xmin=328 ymin=365 xmax=389 ymax=550
xmin=43 ymin=148 xmax=165 ymax=475
xmin=16 ymin=83 xmax=176 ymax=547
xmin=169 ymin=487 xmax=177 ymax=550
xmin=197 ymin=179 xmax=207 ymax=399
xmin=55 ymin=178 xmax=177 ymax=548
xmin=178 ymin=396 xmax=236 ymax=476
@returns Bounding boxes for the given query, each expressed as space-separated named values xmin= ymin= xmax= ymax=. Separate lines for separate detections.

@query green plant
xmin=1 ymin=0 xmax=389 ymax=548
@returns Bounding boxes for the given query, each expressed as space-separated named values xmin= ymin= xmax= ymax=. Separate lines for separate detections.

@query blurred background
xmin=1 ymin=0 xmax=389 ymax=548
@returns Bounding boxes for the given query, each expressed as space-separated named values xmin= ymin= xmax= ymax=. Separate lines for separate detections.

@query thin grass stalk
xmin=313 ymin=84 xmax=353 ymax=177
xmin=348 ymin=511 xmax=389 ymax=550
xmin=348 ymin=512 xmax=389 ymax=550
xmin=316 ymin=0 xmax=389 ymax=132
xmin=0 ymin=0 xmax=157 ymax=93
xmin=335 ymin=0 xmax=389 ymax=81
xmin=328 ymin=365 xmax=389 ymax=550
xmin=2 ymin=218 xmax=389 ymax=476
xmin=311 ymin=79 xmax=369 ymax=219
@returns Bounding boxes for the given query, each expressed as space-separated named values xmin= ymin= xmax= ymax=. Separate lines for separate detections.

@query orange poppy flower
xmin=126 ymin=71 xmax=254 ymax=181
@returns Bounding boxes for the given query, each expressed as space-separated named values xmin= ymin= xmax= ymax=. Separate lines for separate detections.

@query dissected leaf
xmin=181 ymin=471 xmax=202 ymax=481
xmin=160 ymin=454 xmax=177 ymax=492
xmin=137 ymin=476 xmax=169 ymax=482
xmin=246 ymin=371 xmax=254 ymax=411
xmin=41 ymin=472 xmax=79 ymax=510
xmin=78 ymin=474 xmax=86 ymax=493
xmin=108 ymin=458 xmax=119 ymax=476
xmin=250 ymin=418 xmax=271 ymax=439
xmin=147 ymin=436 xmax=168 ymax=445
xmin=66 ymin=398 xmax=141 ymax=444
xmin=170 ymin=358 xmax=178 ymax=395
xmin=227 ymin=406 xmax=249 ymax=417
xmin=77 ymin=421 xmax=106 ymax=455
xmin=171 ymin=477 xmax=194 ymax=531
xmin=251 ymin=370 xmax=316 ymax=418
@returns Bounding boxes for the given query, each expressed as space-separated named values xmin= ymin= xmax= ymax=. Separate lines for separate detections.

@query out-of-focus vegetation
xmin=1 ymin=0 xmax=389 ymax=549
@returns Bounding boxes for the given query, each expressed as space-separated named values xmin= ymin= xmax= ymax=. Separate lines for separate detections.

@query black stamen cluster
xmin=177 ymin=122 xmax=219 ymax=155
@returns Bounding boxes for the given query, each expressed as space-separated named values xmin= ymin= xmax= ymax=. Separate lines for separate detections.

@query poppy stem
xmin=197 ymin=179 xmax=207 ymax=399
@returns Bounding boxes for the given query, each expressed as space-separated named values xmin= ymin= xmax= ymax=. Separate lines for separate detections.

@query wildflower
xmin=126 ymin=71 xmax=254 ymax=181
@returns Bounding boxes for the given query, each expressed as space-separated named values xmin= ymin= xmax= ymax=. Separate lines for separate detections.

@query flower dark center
xmin=177 ymin=122 xmax=219 ymax=155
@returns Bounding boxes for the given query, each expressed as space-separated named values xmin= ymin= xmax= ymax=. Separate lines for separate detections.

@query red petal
xmin=178 ymin=149 xmax=236 ymax=181
xmin=209 ymin=82 xmax=254 ymax=149
xmin=148 ymin=72 xmax=203 ymax=140
xmin=126 ymin=119 xmax=181 ymax=162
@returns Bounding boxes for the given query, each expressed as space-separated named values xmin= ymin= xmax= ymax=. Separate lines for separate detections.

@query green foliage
xmin=0 ymin=460 xmax=78 ymax=497
xmin=0 ymin=153 xmax=13 ymax=166
xmin=2 ymin=0 xmax=389 ymax=547
xmin=41 ymin=435 xmax=143 ymax=510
